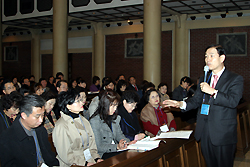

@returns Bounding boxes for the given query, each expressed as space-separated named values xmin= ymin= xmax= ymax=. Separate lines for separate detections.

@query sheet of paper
xmin=127 ymin=140 xmax=161 ymax=151
xmin=157 ymin=130 xmax=193 ymax=139
xmin=160 ymin=124 xmax=169 ymax=132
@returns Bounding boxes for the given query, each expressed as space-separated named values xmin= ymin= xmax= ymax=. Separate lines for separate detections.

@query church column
xmin=93 ymin=22 xmax=105 ymax=80
xmin=143 ymin=0 xmax=162 ymax=86
xmin=53 ymin=0 xmax=68 ymax=80
xmin=173 ymin=14 xmax=189 ymax=88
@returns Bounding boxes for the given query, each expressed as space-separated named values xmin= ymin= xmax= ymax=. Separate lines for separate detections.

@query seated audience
xmin=47 ymin=76 xmax=54 ymax=89
xmin=41 ymin=91 xmax=57 ymax=134
xmin=75 ymin=86 xmax=90 ymax=120
xmin=140 ymin=89 xmax=176 ymax=137
xmin=0 ymin=91 xmax=23 ymax=134
xmin=101 ymin=78 xmax=115 ymax=91
xmin=1 ymin=79 xmax=16 ymax=95
xmin=39 ymin=78 xmax=49 ymax=92
xmin=19 ymin=84 xmax=30 ymax=96
xmin=89 ymin=76 xmax=100 ymax=92
xmin=0 ymin=94 xmax=59 ymax=166
xmin=53 ymin=89 xmax=102 ymax=166
xmin=89 ymin=89 xmax=135 ymax=160
xmin=118 ymin=90 xmax=145 ymax=141
xmin=116 ymin=79 xmax=127 ymax=96
xmin=158 ymin=83 xmax=170 ymax=102
xmin=69 ymin=79 xmax=77 ymax=89
xmin=21 ymin=77 xmax=30 ymax=87
xmin=115 ymin=74 xmax=125 ymax=84
xmin=56 ymin=72 xmax=64 ymax=80
xmin=172 ymin=76 xmax=192 ymax=101
xmin=77 ymin=79 xmax=87 ymax=89
xmin=12 ymin=76 xmax=21 ymax=90
xmin=33 ymin=83 xmax=44 ymax=96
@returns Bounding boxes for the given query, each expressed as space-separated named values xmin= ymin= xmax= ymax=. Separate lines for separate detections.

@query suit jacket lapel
xmin=214 ymin=69 xmax=228 ymax=90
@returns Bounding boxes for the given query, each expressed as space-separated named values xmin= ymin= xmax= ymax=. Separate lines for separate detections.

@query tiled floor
xmin=234 ymin=151 xmax=250 ymax=167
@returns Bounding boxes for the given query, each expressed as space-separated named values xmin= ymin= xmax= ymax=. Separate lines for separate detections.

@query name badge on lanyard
xmin=84 ymin=148 xmax=92 ymax=161
xmin=201 ymin=104 xmax=210 ymax=115
xmin=200 ymin=73 xmax=212 ymax=116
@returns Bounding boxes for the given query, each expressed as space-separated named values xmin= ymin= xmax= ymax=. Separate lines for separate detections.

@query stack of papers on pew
xmin=156 ymin=130 xmax=193 ymax=139
xmin=127 ymin=140 xmax=161 ymax=151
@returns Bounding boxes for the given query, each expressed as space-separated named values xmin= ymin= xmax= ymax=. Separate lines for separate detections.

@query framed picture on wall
xmin=217 ymin=32 xmax=247 ymax=56
xmin=4 ymin=46 xmax=18 ymax=61
xmin=125 ymin=38 xmax=143 ymax=58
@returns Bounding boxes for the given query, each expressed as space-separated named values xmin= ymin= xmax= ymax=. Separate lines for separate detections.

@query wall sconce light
xmin=41 ymin=30 xmax=45 ymax=33
xmin=127 ymin=18 xmax=131 ymax=23
xmin=205 ymin=15 xmax=211 ymax=19
xmin=27 ymin=31 xmax=31 ymax=34
xmin=190 ymin=16 xmax=196 ymax=20
xmin=221 ymin=14 xmax=226 ymax=18
xmin=128 ymin=21 xmax=133 ymax=25
xmin=50 ymin=29 xmax=53 ymax=32
xmin=77 ymin=26 xmax=81 ymax=30
xmin=237 ymin=12 xmax=243 ymax=17
xmin=166 ymin=18 xmax=171 ymax=22
xmin=68 ymin=27 xmax=72 ymax=31
xmin=117 ymin=23 xmax=122 ymax=26
xmin=20 ymin=32 xmax=23 ymax=35
xmin=13 ymin=33 xmax=16 ymax=36
xmin=87 ymin=25 xmax=91 ymax=29
xmin=106 ymin=24 xmax=110 ymax=27
xmin=140 ymin=20 xmax=144 ymax=24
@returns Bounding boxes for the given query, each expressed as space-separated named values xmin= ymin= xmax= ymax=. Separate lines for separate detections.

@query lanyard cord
xmin=0 ymin=112 xmax=10 ymax=128
xmin=122 ymin=118 xmax=135 ymax=131
xmin=70 ymin=116 xmax=89 ymax=148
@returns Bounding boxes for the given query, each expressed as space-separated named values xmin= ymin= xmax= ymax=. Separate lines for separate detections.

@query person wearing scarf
xmin=118 ymin=90 xmax=145 ymax=141
xmin=140 ymin=89 xmax=176 ymax=137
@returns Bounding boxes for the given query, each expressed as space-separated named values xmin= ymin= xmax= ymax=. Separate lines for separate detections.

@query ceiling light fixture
xmin=128 ymin=21 xmax=133 ymax=25
xmin=106 ymin=24 xmax=110 ymax=27
xmin=140 ymin=20 xmax=144 ymax=24
xmin=166 ymin=18 xmax=171 ymax=22
xmin=117 ymin=23 xmax=122 ymax=26
xmin=87 ymin=25 xmax=91 ymax=29
xmin=205 ymin=15 xmax=211 ymax=19
xmin=190 ymin=16 xmax=196 ymax=20
xmin=221 ymin=14 xmax=226 ymax=18
xmin=77 ymin=26 xmax=81 ymax=30
xmin=237 ymin=12 xmax=243 ymax=17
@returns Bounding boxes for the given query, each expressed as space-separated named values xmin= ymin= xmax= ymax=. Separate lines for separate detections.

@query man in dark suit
xmin=0 ymin=94 xmax=59 ymax=167
xmin=172 ymin=76 xmax=192 ymax=101
xmin=164 ymin=44 xmax=244 ymax=167
xmin=126 ymin=76 xmax=139 ymax=91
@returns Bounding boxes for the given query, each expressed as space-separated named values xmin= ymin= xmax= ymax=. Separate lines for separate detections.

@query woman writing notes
xmin=90 ymin=89 xmax=136 ymax=159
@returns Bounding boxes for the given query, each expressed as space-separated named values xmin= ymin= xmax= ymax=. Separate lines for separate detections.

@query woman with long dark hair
xmin=89 ymin=89 xmax=135 ymax=159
